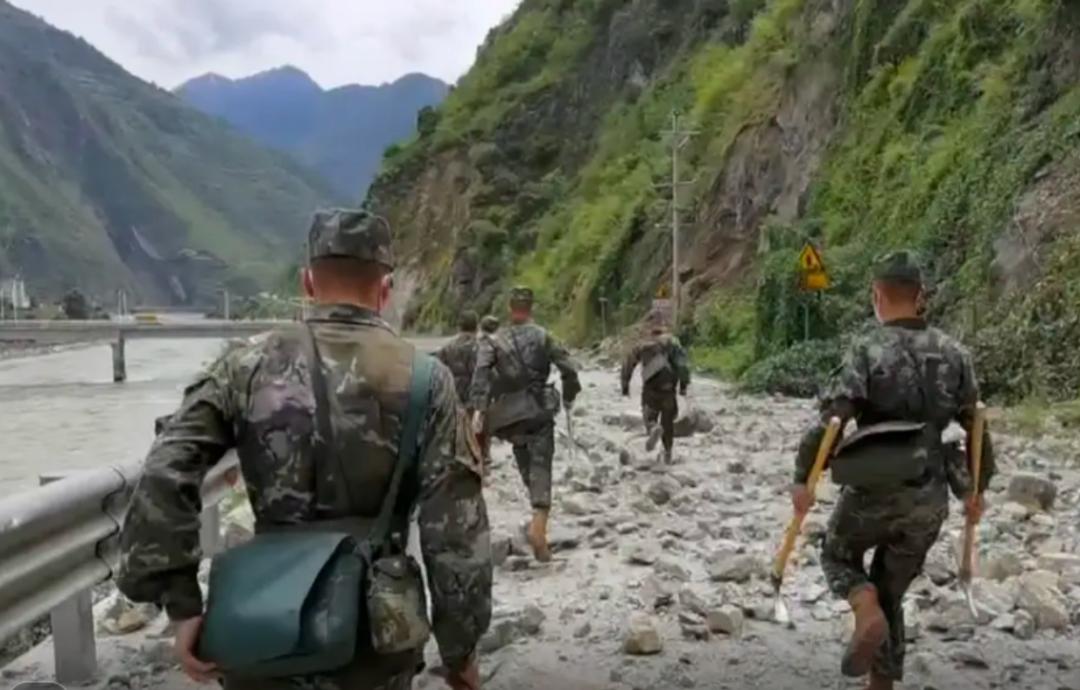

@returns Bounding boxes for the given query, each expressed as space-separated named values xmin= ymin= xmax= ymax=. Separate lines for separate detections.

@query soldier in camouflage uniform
xmin=474 ymin=315 xmax=501 ymax=466
xmin=435 ymin=310 xmax=480 ymax=407
xmin=480 ymin=315 xmax=499 ymax=336
xmin=791 ymin=251 xmax=994 ymax=690
xmin=118 ymin=209 xmax=491 ymax=690
xmin=620 ymin=318 xmax=690 ymax=463
xmin=470 ymin=287 xmax=581 ymax=562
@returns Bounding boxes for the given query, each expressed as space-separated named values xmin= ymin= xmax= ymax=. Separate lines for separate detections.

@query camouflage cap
xmin=480 ymin=315 xmax=500 ymax=333
xmin=508 ymin=286 xmax=534 ymax=306
xmin=307 ymin=208 xmax=394 ymax=267
xmin=873 ymin=250 xmax=923 ymax=286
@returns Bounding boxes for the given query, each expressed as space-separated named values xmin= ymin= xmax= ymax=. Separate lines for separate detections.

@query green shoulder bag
xmin=198 ymin=328 xmax=433 ymax=677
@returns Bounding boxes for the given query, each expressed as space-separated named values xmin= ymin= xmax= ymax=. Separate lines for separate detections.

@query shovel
xmin=771 ymin=416 xmax=842 ymax=627
xmin=958 ymin=402 xmax=988 ymax=621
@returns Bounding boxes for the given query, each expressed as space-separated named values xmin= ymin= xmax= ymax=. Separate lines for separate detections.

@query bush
xmin=739 ymin=337 xmax=846 ymax=398
xmin=417 ymin=106 xmax=440 ymax=137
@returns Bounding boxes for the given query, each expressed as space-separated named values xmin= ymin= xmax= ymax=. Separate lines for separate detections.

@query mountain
xmin=0 ymin=0 xmax=340 ymax=306
xmin=367 ymin=0 xmax=1080 ymax=403
xmin=177 ymin=67 xmax=449 ymax=197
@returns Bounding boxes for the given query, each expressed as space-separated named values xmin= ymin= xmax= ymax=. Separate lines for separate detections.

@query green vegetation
xmin=371 ymin=0 xmax=1080 ymax=401
xmin=0 ymin=1 xmax=337 ymax=305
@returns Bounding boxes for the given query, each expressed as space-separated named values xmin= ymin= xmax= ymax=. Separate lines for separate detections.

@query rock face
xmin=1007 ymin=473 xmax=1058 ymax=511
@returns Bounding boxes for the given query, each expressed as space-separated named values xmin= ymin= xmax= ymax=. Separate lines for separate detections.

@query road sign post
xmin=797 ymin=244 xmax=830 ymax=341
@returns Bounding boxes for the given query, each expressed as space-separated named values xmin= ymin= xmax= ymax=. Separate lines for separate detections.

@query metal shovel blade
xmin=960 ymin=578 xmax=980 ymax=622
xmin=770 ymin=576 xmax=795 ymax=629
xmin=773 ymin=591 xmax=792 ymax=627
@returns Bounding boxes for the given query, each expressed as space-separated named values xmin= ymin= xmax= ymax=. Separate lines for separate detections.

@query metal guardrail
xmin=0 ymin=319 xmax=292 ymax=344
xmin=0 ymin=456 xmax=239 ymax=683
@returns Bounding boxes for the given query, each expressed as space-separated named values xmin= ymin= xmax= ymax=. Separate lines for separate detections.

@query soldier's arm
xmin=620 ymin=345 xmax=640 ymax=395
xmin=468 ymin=337 xmax=496 ymax=411
xmin=793 ymin=341 xmax=865 ymax=484
xmin=671 ymin=338 xmax=691 ymax=392
xmin=955 ymin=347 xmax=995 ymax=491
xmin=117 ymin=355 xmax=237 ymax=620
xmin=417 ymin=364 xmax=492 ymax=671
xmin=546 ymin=331 xmax=582 ymax=404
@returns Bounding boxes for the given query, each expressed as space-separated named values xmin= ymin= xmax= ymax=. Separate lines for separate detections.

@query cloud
xmin=12 ymin=0 xmax=522 ymax=88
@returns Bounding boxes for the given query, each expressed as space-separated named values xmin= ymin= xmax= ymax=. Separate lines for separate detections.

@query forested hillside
xmin=0 ymin=1 xmax=338 ymax=306
xmin=369 ymin=0 xmax=1080 ymax=402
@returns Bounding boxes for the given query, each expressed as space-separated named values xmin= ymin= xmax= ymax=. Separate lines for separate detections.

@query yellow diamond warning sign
xmin=798 ymin=244 xmax=830 ymax=291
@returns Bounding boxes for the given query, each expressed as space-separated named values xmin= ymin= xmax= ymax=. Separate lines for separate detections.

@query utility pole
xmin=223 ymin=289 xmax=230 ymax=321
xmin=660 ymin=111 xmax=699 ymax=328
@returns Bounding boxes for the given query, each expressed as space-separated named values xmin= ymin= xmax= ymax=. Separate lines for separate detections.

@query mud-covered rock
xmin=1007 ymin=473 xmax=1057 ymax=511
xmin=623 ymin=615 xmax=663 ymax=655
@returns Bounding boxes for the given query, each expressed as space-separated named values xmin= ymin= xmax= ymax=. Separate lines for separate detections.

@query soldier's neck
xmin=876 ymin=303 xmax=920 ymax=323
xmin=312 ymin=294 xmax=382 ymax=313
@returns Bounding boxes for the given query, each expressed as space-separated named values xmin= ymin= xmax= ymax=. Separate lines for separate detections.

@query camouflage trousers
xmin=641 ymin=387 xmax=678 ymax=452
xmin=225 ymin=671 xmax=414 ymax=690
xmin=505 ymin=421 xmax=555 ymax=509
xmin=821 ymin=480 xmax=949 ymax=681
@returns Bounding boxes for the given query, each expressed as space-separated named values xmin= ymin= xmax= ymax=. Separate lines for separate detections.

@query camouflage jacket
xmin=620 ymin=333 xmax=691 ymax=394
xmin=469 ymin=321 xmax=581 ymax=411
xmin=794 ymin=318 xmax=994 ymax=489
xmin=435 ymin=332 xmax=479 ymax=407
xmin=118 ymin=304 xmax=492 ymax=670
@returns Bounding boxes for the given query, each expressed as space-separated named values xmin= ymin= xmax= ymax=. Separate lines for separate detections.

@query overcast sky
xmin=12 ymin=0 xmax=522 ymax=89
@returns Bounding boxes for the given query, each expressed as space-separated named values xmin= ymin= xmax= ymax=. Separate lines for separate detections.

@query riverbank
xmin=0 ymin=339 xmax=101 ymax=362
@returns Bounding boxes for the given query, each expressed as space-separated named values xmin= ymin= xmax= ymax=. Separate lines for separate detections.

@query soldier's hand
xmin=471 ymin=411 xmax=485 ymax=436
xmin=445 ymin=653 xmax=481 ymax=690
xmin=174 ymin=616 xmax=218 ymax=683
xmin=791 ymin=484 xmax=813 ymax=516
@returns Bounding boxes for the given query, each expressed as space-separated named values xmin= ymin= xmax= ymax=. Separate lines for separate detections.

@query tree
xmin=61 ymin=289 xmax=90 ymax=320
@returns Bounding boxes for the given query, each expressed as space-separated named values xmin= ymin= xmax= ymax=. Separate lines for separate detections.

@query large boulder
xmin=647 ymin=477 xmax=681 ymax=506
xmin=706 ymin=605 xmax=745 ymax=637
xmin=1007 ymin=473 xmax=1057 ymax=511
xmin=673 ymin=408 xmax=714 ymax=437
xmin=983 ymin=551 xmax=1025 ymax=581
xmin=707 ymin=550 xmax=764 ymax=583
xmin=1016 ymin=571 xmax=1069 ymax=631
xmin=623 ymin=615 xmax=663 ymax=655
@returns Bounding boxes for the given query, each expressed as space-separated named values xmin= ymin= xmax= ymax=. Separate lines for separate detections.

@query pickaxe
xmin=771 ymin=416 xmax=842 ymax=627
xmin=958 ymin=402 xmax=988 ymax=620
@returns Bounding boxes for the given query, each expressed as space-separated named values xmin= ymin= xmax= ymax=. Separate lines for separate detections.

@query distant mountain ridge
xmin=0 ymin=0 xmax=339 ymax=306
xmin=177 ymin=67 xmax=449 ymax=197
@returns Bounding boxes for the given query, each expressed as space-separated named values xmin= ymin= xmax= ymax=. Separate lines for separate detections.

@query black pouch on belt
xmin=830 ymin=421 xmax=931 ymax=488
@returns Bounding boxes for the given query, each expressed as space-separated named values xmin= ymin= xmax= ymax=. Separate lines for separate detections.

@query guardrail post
xmin=51 ymin=590 xmax=98 ymax=684
xmin=38 ymin=474 xmax=98 ymax=684
xmin=111 ymin=335 xmax=126 ymax=383
xmin=200 ymin=504 xmax=221 ymax=557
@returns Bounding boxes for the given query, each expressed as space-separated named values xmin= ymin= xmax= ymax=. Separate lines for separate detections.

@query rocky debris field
xmin=4 ymin=363 xmax=1080 ymax=689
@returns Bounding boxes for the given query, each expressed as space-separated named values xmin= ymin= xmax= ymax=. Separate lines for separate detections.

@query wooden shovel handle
xmin=960 ymin=402 xmax=987 ymax=581
xmin=773 ymin=416 xmax=842 ymax=583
